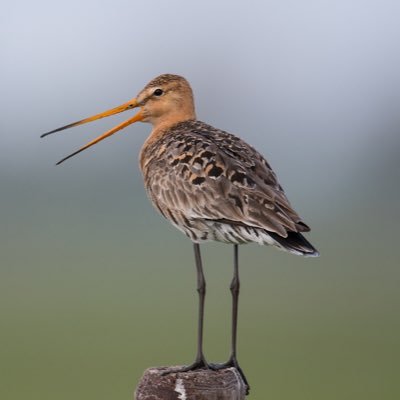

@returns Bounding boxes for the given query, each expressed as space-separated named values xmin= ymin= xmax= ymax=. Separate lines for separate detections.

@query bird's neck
xmin=139 ymin=116 xmax=195 ymax=172
xmin=150 ymin=106 xmax=196 ymax=130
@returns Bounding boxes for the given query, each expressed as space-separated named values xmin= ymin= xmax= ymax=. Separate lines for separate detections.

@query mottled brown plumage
xmin=138 ymin=75 xmax=318 ymax=256
xmin=42 ymin=73 xmax=319 ymax=394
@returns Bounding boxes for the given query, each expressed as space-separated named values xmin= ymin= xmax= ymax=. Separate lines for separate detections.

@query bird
xmin=41 ymin=73 xmax=319 ymax=393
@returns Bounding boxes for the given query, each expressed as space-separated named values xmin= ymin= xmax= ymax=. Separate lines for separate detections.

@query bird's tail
xmin=269 ymin=231 xmax=319 ymax=257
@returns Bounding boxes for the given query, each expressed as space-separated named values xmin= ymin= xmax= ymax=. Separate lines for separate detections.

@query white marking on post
xmin=175 ymin=378 xmax=187 ymax=400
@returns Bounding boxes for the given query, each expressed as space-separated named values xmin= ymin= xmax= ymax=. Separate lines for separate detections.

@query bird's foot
xmin=161 ymin=356 xmax=211 ymax=376
xmin=210 ymin=357 xmax=250 ymax=395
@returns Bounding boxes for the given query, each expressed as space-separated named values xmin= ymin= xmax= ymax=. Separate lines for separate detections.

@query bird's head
xmin=41 ymin=74 xmax=196 ymax=164
xmin=137 ymin=74 xmax=196 ymax=126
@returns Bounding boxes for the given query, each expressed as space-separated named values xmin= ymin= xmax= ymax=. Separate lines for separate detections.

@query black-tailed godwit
xmin=42 ymin=74 xmax=319 ymax=393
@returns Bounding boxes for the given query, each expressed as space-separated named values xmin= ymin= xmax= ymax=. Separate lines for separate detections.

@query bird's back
xmin=140 ymin=120 xmax=318 ymax=256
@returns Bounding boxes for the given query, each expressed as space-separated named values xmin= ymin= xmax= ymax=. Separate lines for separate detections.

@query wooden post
xmin=135 ymin=366 xmax=247 ymax=400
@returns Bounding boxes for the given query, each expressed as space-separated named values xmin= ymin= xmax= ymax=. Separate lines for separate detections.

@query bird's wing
xmin=144 ymin=121 xmax=310 ymax=238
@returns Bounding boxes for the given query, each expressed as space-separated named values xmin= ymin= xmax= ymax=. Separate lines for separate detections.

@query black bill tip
xmin=41 ymin=121 xmax=82 ymax=138
xmin=56 ymin=147 xmax=86 ymax=165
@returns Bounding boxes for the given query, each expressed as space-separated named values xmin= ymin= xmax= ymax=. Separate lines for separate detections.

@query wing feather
xmin=142 ymin=121 xmax=311 ymax=238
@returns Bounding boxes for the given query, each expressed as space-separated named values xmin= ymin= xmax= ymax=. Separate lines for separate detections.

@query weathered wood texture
xmin=135 ymin=366 xmax=246 ymax=400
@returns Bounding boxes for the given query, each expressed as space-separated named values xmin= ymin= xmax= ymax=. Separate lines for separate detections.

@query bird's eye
xmin=153 ymin=89 xmax=163 ymax=96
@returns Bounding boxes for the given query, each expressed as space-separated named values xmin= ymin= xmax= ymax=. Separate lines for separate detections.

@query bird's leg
xmin=211 ymin=245 xmax=250 ymax=393
xmin=230 ymin=244 xmax=240 ymax=363
xmin=161 ymin=243 xmax=210 ymax=375
xmin=191 ymin=242 xmax=209 ymax=367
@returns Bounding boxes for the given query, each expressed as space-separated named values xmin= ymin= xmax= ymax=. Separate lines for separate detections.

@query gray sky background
xmin=2 ymin=0 xmax=399 ymax=205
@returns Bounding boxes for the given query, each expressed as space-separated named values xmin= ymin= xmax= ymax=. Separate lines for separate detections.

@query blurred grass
xmin=1 ymin=171 xmax=399 ymax=400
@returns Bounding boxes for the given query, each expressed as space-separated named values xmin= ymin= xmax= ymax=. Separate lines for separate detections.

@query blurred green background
xmin=1 ymin=1 xmax=399 ymax=399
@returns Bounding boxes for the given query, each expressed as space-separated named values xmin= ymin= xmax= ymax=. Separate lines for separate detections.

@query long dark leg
xmin=231 ymin=243 xmax=240 ymax=361
xmin=162 ymin=243 xmax=209 ymax=374
xmin=211 ymin=245 xmax=250 ymax=393
xmin=192 ymin=242 xmax=208 ymax=366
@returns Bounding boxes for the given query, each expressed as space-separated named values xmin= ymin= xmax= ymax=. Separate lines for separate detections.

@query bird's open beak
xmin=41 ymin=98 xmax=144 ymax=165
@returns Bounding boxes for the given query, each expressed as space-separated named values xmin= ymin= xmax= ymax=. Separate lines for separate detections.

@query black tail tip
xmin=269 ymin=231 xmax=320 ymax=257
